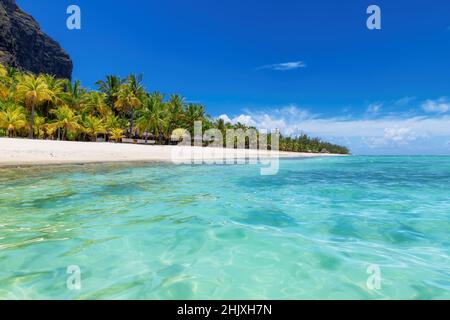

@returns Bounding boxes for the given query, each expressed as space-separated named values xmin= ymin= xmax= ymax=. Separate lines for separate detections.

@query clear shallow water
xmin=0 ymin=157 xmax=449 ymax=300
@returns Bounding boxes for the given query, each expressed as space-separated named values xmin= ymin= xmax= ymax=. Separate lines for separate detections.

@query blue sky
xmin=17 ymin=0 xmax=450 ymax=154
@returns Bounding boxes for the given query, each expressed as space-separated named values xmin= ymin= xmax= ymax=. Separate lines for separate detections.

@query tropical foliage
xmin=0 ymin=63 xmax=349 ymax=154
xmin=0 ymin=103 xmax=27 ymax=137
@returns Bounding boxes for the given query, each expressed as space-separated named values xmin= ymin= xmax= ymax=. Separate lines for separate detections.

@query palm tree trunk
xmin=129 ymin=110 xmax=134 ymax=138
xmin=28 ymin=104 xmax=35 ymax=139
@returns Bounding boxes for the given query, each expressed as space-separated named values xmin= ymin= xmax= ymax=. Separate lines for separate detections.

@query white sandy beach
xmin=0 ymin=138 xmax=343 ymax=167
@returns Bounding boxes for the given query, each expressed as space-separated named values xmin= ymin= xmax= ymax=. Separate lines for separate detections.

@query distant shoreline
xmin=0 ymin=138 xmax=346 ymax=168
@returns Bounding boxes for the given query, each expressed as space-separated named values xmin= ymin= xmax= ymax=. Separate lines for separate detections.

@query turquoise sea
xmin=0 ymin=156 xmax=449 ymax=299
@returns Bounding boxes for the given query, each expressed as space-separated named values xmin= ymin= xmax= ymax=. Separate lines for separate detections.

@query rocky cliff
xmin=0 ymin=0 xmax=73 ymax=79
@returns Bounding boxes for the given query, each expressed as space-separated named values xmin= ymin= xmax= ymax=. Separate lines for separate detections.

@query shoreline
xmin=0 ymin=138 xmax=346 ymax=168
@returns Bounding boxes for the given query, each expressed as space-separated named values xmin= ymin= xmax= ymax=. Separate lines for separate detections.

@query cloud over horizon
xmin=217 ymin=104 xmax=450 ymax=155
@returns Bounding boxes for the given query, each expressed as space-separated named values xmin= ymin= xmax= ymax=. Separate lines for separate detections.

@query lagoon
xmin=0 ymin=156 xmax=449 ymax=299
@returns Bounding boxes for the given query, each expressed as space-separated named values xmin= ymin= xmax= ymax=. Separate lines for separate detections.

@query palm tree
xmin=49 ymin=105 xmax=81 ymax=140
xmin=39 ymin=75 xmax=67 ymax=119
xmin=15 ymin=74 xmax=52 ymax=138
xmin=33 ymin=115 xmax=46 ymax=139
xmin=136 ymin=92 xmax=167 ymax=143
xmin=184 ymin=103 xmax=205 ymax=135
xmin=82 ymin=91 xmax=109 ymax=117
xmin=96 ymin=75 xmax=122 ymax=109
xmin=0 ymin=81 xmax=8 ymax=102
xmin=0 ymin=64 xmax=350 ymax=153
xmin=109 ymin=128 xmax=125 ymax=143
xmin=0 ymin=66 xmax=21 ymax=103
xmin=83 ymin=115 xmax=106 ymax=142
xmin=162 ymin=94 xmax=187 ymax=143
xmin=114 ymin=84 xmax=142 ymax=137
xmin=0 ymin=104 xmax=27 ymax=137
xmin=42 ymin=75 xmax=66 ymax=106
xmin=167 ymin=94 xmax=185 ymax=126
xmin=126 ymin=74 xmax=145 ymax=94
xmin=104 ymin=113 xmax=119 ymax=128
xmin=0 ymin=64 xmax=10 ymax=102
xmin=234 ymin=122 xmax=248 ymax=130
xmin=64 ymin=80 xmax=86 ymax=110
xmin=44 ymin=124 xmax=57 ymax=140
xmin=0 ymin=64 xmax=6 ymax=78
xmin=6 ymin=66 xmax=20 ymax=80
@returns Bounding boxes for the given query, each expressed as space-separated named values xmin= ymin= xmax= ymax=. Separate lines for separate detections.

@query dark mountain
xmin=0 ymin=0 xmax=72 ymax=79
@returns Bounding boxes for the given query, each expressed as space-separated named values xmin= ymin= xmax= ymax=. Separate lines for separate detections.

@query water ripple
xmin=0 ymin=157 xmax=449 ymax=299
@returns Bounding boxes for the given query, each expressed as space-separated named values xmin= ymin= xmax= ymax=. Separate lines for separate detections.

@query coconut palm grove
xmin=0 ymin=63 xmax=349 ymax=154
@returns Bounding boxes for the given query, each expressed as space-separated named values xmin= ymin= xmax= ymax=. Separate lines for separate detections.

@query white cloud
xmin=220 ymin=105 xmax=310 ymax=130
xmin=218 ymin=105 xmax=450 ymax=155
xmin=422 ymin=97 xmax=450 ymax=113
xmin=367 ymin=127 xmax=420 ymax=148
xmin=383 ymin=127 xmax=418 ymax=143
xmin=219 ymin=114 xmax=255 ymax=126
xmin=366 ymin=102 xmax=383 ymax=114
xmin=394 ymin=96 xmax=415 ymax=107
xmin=258 ymin=61 xmax=306 ymax=71
xmin=233 ymin=114 xmax=256 ymax=126
xmin=218 ymin=114 xmax=232 ymax=123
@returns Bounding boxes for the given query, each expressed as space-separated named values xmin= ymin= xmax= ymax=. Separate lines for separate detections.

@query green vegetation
xmin=0 ymin=63 xmax=349 ymax=154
